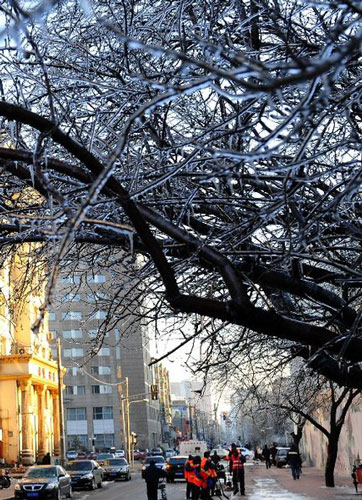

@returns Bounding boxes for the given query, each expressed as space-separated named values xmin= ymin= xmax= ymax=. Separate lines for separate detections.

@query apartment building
xmin=49 ymin=269 xmax=162 ymax=452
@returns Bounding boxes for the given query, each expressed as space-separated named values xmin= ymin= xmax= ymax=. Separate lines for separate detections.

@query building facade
xmin=0 ymin=250 xmax=62 ymax=464
xmin=49 ymin=269 xmax=162 ymax=452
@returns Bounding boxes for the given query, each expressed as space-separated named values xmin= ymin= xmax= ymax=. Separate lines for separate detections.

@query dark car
xmin=94 ymin=453 xmax=114 ymax=466
xmin=166 ymin=456 xmax=188 ymax=483
xmin=150 ymin=447 xmax=164 ymax=457
xmin=103 ymin=458 xmax=131 ymax=481
xmin=14 ymin=465 xmax=71 ymax=500
xmin=65 ymin=460 xmax=103 ymax=490
xmin=141 ymin=456 xmax=166 ymax=479
xmin=275 ymin=448 xmax=290 ymax=468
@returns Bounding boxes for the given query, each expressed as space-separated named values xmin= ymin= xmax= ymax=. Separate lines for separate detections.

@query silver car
xmin=103 ymin=458 xmax=131 ymax=481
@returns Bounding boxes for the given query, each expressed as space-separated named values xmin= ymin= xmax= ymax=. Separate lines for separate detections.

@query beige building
xmin=0 ymin=249 xmax=62 ymax=465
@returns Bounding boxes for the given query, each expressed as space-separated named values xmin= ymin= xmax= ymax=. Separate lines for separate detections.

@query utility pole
xmin=56 ymin=338 xmax=65 ymax=466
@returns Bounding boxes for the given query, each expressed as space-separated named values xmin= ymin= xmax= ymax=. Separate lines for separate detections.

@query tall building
xmin=49 ymin=268 xmax=162 ymax=452
xmin=0 ymin=249 xmax=62 ymax=464
xmin=153 ymin=363 xmax=173 ymax=446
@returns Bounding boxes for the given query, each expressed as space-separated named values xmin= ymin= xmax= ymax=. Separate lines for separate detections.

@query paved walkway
xmin=244 ymin=464 xmax=361 ymax=499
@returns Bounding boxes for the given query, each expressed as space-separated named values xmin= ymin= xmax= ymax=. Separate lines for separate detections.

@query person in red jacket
xmin=186 ymin=455 xmax=205 ymax=500
xmin=184 ymin=455 xmax=193 ymax=499
xmin=227 ymin=443 xmax=246 ymax=496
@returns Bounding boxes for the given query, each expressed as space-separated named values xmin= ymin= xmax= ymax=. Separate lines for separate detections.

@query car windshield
xmin=278 ymin=450 xmax=288 ymax=455
xmin=97 ymin=454 xmax=113 ymax=459
xmin=26 ymin=468 xmax=57 ymax=478
xmin=145 ymin=457 xmax=164 ymax=464
xmin=66 ymin=462 xmax=92 ymax=471
xmin=107 ymin=459 xmax=127 ymax=466
xmin=170 ymin=458 xmax=186 ymax=464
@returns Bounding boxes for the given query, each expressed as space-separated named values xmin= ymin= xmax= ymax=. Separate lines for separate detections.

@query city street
xmin=1 ymin=464 xmax=359 ymax=500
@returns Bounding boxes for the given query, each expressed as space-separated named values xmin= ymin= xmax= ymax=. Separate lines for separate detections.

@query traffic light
xmin=222 ymin=412 xmax=227 ymax=421
xmin=151 ymin=384 xmax=158 ymax=400
xmin=131 ymin=432 xmax=138 ymax=445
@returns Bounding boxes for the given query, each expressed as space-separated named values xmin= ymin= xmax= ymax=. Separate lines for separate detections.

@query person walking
xmin=211 ymin=450 xmax=220 ymax=466
xmin=143 ymin=459 xmax=167 ymax=500
xmin=262 ymin=444 xmax=271 ymax=469
xmin=227 ymin=443 xmax=246 ymax=496
xmin=287 ymin=445 xmax=302 ymax=480
xmin=186 ymin=455 xmax=204 ymax=500
xmin=184 ymin=455 xmax=193 ymax=500
xmin=41 ymin=452 xmax=51 ymax=465
xmin=270 ymin=443 xmax=278 ymax=466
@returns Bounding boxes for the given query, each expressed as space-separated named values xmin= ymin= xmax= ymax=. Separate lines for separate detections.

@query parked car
xmin=65 ymin=460 xmax=103 ymax=490
xmin=165 ymin=449 xmax=176 ymax=458
xmin=14 ymin=465 xmax=71 ymax=500
xmin=114 ymin=450 xmax=125 ymax=458
xmin=66 ymin=450 xmax=78 ymax=460
xmin=150 ymin=447 xmax=164 ymax=457
xmin=141 ymin=456 xmax=166 ymax=478
xmin=239 ymin=447 xmax=254 ymax=460
xmin=166 ymin=456 xmax=188 ymax=483
xmin=103 ymin=458 xmax=131 ymax=481
xmin=95 ymin=453 xmax=114 ymax=466
xmin=137 ymin=449 xmax=149 ymax=460
xmin=210 ymin=448 xmax=229 ymax=459
xmin=275 ymin=448 xmax=290 ymax=468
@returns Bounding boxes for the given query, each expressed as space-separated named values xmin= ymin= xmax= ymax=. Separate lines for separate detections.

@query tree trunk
xmin=290 ymin=422 xmax=304 ymax=448
xmin=325 ymin=434 xmax=339 ymax=487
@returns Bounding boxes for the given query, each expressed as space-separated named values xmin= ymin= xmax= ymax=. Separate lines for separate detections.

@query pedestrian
xmin=143 ymin=459 xmax=167 ymax=500
xmin=287 ymin=445 xmax=302 ymax=480
xmin=270 ymin=443 xmax=277 ymax=466
xmin=262 ymin=444 xmax=271 ymax=469
xmin=211 ymin=450 xmax=220 ymax=466
xmin=42 ymin=452 xmax=51 ymax=465
xmin=186 ymin=455 xmax=204 ymax=500
xmin=184 ymin=455 xmax=193 ymax=500
xmin=227 ymin=443 xmax=246 ymax=496
xmin=200 ymin=452 xmax=215 ymax=499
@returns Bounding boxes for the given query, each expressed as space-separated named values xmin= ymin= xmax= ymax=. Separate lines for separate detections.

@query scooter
xmin=0 ymin=471 xmax=11 ymax=489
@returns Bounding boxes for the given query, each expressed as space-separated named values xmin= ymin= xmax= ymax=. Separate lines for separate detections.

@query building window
xmin=67 ymin=434 xmax=88 ymax=450
xmin=90 ymin=366 xmax=111 ymax=375
xmin=87 ymin=274 xmax=106 ymax=284
xmin=97 ymin=347 xmax=110 ymax=356
xmin=66 ymin=386 xmax=86 ymax=395
xmin=63 ymin=311 xmax=82 ymax=321
xmin=87 ymin=292 xmax=107 ymax=303
xmin=91 ymin=385 xmax=112 ymax=394
xmin=116 ymin=347 xmax=121 ymax=360
xmin=62 ymin=276 xmax=81 ymax=285
xmin=63 ymin=293 xmax=81 ymax=303
xmin=70 ymin=367 xmax=79 ymax=376
xmin=88 ymin=330 xmax=109 ymax=338
xmin=93 ymin=407 xmax=113 ymax=420
xmin=67 ymin=408 xmax=86 ymax=420
xmin=64 ymin=348 xmax=84 ymax=358
xmin=62 ymin=330 xmax=82 ymax=339
xmin=48 ymin=312 xmax=56 ymax=321
xmin=93 ymin=310 xmax=107 ymax=320
xmin=94 ymin=434 xmax=114 ymax=450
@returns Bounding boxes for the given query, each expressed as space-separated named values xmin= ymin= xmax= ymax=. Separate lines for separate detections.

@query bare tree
xmin=0 ymin=0 xmax=361 ymax=385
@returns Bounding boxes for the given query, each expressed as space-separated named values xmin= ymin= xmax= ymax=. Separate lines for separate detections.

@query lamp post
xmin=126 ymin=398 xmax=148 ymax=471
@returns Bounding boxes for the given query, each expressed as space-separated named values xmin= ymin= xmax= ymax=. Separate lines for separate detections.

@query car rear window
xmin=107 ymin=459 xmax=127 ymax=466
xmin=170 ymin=458 xmax=186 ymax=464
xmin=66 ymin=461 xmax=92 ymax=471
xmin=145 ymin=457 xmax=165 ymax=464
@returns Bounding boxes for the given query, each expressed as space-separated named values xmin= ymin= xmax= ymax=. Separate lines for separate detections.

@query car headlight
xmin=14 ymin=484 xmax=21 ymax=490
xmin=45 ymin=484 xmax=56 ymax=490
xmin=82 ymin=473 xmax=94 ymax=480
xmin=120 ymin=468 xmax=127 ymax=472
xmin=141 ymin=466 xmax=146 ymax=471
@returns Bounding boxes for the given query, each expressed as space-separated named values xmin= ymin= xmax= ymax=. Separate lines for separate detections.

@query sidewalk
xmin=245 ymin=464 xmax=361 ymax=499
xmin=0 ymin=484 xmax=14 ymax=500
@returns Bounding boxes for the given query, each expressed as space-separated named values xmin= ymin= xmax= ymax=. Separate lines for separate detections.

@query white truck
xmin=179 ymin=440 xmax=208 ymax=457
